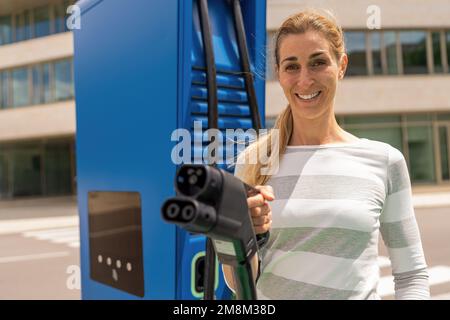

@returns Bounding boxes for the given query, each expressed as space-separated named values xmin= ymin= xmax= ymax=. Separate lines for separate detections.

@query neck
xmin=288 ymin=110 xmax=354 ymax=146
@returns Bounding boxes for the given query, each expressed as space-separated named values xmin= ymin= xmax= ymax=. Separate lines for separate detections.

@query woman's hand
xmin=247 ymin=185 xmax=275 ymax=234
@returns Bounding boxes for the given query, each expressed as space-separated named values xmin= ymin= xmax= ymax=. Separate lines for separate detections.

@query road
xmin=0 ymin=198 xmax=449 ymax=300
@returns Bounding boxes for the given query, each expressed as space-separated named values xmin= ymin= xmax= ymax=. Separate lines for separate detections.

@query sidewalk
xmin=412 ymin=185 xmax=450 ymax=209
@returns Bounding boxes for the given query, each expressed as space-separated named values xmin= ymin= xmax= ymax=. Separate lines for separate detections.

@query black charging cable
xmin=198 ymin=0 xmax=218 ymax=300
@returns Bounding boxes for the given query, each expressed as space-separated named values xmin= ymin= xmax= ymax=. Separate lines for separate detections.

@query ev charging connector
xmin=161 ymin=164 xmax=261 ymax=300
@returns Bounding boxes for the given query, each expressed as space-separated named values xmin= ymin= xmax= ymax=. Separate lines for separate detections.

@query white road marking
xmin=23 ymin=227 xmax=78 ymax=238
xmin=0 ymin=251 xmax=70 ymax=264
xmin=378 ymin=265 xmax=450 ymax=297
xmin=68 ymin=241 xmax=80 ymax=248
xmin=20 ymin=226 xmax=80 ymax=249
xmin=0 ymin=216 xmax=78 ymax=235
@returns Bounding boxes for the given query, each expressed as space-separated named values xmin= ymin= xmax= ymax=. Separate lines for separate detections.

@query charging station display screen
xmin=88 ymin=191 xmax=144 ymax=297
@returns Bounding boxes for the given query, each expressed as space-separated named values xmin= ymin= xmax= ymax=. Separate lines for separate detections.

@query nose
xmin=295 ymin=69 xmax=314 ymax=90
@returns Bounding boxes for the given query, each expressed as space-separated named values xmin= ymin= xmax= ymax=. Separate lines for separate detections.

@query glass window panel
xmin=344 ymin=31 xmax=367 ymax=76
xmin=32 ymin=65 xmax=43 ymax=105
xmin=12 ymin=146 xmax=42 ymax=197
xmin=407 ymin=126 xmax=436 ymax=183
xmin=34 ymin=6 xmax=51 ymax=38
xmin=12 ymin=68 xmax=30 ymax=107
xmin=383 ymin=31 xmax=398 ymax=75
xmin=44 ymin=142 xmax=72 ymax=195
xmin=0 ymin=153 xmax=9 ymax=198
xmin=43 ymin=63 xmax=52 ymax=103
xmin=1 ymin=72 xmax=5 ymax=108
xmin=54 ymin=59 xmax=74 ymax=101
xmin=371 ymin=32 xmax=382 ymax=75
xmin=55 ymin=3 xmax=66 ymax=33
xmin=406 ymin=114 xmax=432 ymax=122
xmin=343 ymin=115 xmax=401 ymax=125
xmin=432 ymin=32 xmax=443 ymax=73
xmin=346 ymin=127 xmax=403 ymax=152
xmin=439 ymin=126 xmax=449 ymax=181
xmin=437 ymin=113 xmax=450 ymax=121
xmin=14 ymin=11 xmax=31 ymax=42
xmin=447 ymin=31 xmax=450 ymax=70
xmin=0 ymin=15 xmax=12 ymax=45
xmin=400 ymin=31 xmax=428 ymax=75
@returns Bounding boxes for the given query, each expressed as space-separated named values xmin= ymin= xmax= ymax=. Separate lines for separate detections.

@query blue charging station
xmin=74 ymin=0 xmax=266 ymax=299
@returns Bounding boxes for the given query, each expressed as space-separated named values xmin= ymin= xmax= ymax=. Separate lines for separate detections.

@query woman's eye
xmin=311 ymin=60 xmax=325 ymax=67
xmin=285 ymin=64 xmax=299 ymax=71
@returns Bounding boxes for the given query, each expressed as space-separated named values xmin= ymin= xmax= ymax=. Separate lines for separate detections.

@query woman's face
xmin=277 ymin=31 xmax=347 ymax=120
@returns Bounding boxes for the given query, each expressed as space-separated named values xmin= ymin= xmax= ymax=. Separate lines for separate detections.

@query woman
xmin=223 ymin=9 xmax=429 ymax=300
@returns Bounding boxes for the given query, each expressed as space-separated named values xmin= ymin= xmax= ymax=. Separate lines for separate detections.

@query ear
xmin=338 ymin=53 xmax=348 ymax=80
xmin=275 ymin=65 xmax=280 ymax=81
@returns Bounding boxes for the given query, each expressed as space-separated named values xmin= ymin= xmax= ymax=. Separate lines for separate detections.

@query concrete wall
xmin=0 ymin=32 xmax=73 ymax=69
xmin=267 ymin=0 xmax=450 ymax=30
xmin=266 ymin=75 xmax=450 ymax=117
xmin=0 ymin=101 xmax=75 ymax=142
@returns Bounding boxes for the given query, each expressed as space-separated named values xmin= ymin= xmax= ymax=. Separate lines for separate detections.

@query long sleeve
xmin=380 ymin=146 xmax=430 ymax=299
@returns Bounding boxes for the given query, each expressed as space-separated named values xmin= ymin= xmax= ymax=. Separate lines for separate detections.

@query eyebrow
xmin=281 ymin=51 xmax=327 ymax=64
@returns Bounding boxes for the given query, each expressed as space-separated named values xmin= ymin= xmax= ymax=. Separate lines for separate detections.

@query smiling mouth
xmin=295 ymin=91 xmax=322 ymax=101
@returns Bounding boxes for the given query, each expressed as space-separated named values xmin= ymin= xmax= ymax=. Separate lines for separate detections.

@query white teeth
xmin=296 ymin=91 xmax=320 ymax=100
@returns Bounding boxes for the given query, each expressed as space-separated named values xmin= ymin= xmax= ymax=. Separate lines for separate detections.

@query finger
xmin=250 ymin=206 xmax=262 ymax=217
xmin=255 ymin=185 xmax=275 ymax=201
xmin=252 ymin=215 xmax=270 ymax=226
xmin=254 ymin=221 xmax=272 ymax=235
xmin=247 ymin=194 xmax=266 ymax=209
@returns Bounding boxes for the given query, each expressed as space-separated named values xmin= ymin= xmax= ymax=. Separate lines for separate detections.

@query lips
xmin=294 ymin=91 xmax=322 ymax=101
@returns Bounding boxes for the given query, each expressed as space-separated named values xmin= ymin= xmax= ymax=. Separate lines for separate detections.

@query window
xmin=383 ymin=31 xmax=398 ymax=75
xmin=0 ymin=71 xmax=8 ymax=109
xmin=32 ymin=65 xmax=43 ymax=105
xmin=432 ymin=32 xmax=443 ymax=73
xmin=54 ymin=59 xmax=74 ymax=101
xmin=54 ymin=3 xmax=67 ymax=33
xmin=0 ymin=139 xmax=74 ymax=198
xmin=45 ymin=142 xmax=72 ymax=195
xmin=12 ymin=68 xmax=30 ymax=108
xmin=0 ymin=15 xmax=12 ymax=45
xmin=43 ymin=63 xmax=52 ymax=103
xmin=447 ymin=31 xmax=450 ymax=70
xmin=438 ymin=126 xmax=449 ymax=181
xmin=0 ymin=59 xmax=73 ymax=110
xmin=370 ymin=32 xmax=382 ymax=75
xmin=34 ymin=6 xmax=51 ymax=38
xmin=12 ymin=146 xmax=42 ymax=197
xmin=345 ymin=31 xmax=367 ymax=76
xmin=348 ymin=126 xmax=404 ymax=152
xmin=14 ymin=10 xmax=32 ymax=42
xmin=400 ymin=31 xmax=427 ymax=74
xmin=407 ymin=125 xmax=436 ymax=182
xmin=341 ymin=115 xmax=403 ymax=152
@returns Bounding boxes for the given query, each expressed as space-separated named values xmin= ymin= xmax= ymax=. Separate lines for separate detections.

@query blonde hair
xmin=236 ymin=9 xmax=346 ymax=186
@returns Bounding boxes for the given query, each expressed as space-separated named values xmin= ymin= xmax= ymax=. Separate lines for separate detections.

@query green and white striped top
xmin=237 ymin=138 xmax=429 ymax=300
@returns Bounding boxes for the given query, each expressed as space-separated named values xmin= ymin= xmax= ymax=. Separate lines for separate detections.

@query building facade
xmin=266 ymin=0 xmax=450 ymax=188
xmin=0 ymin=0 xmax=75 ymax=199
xmin=1 ymin=0 xmax=449 ymax=199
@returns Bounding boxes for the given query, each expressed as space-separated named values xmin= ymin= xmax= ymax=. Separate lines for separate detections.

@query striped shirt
xmin=236 ymin=138 xmax=429 ymax=300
